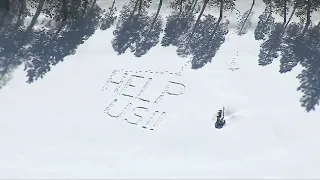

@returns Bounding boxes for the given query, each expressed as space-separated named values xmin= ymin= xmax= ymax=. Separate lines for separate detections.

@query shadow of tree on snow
xmin=25 ymin=0 xmax=103 ymax=83
xmin=0 ymin=0 xmax=105 ymax=89
xmin=296 ymin=23 xmax=320 ymax=112
xmin=255 ymin=0 xmax=320 ymax=112
xmin=110 ymin=0 xmax=165 ymax=57
xmin=2 ymin=0 xmax=320 ymax=113
xmin=0 ymin=0 xmax=29 ymax=89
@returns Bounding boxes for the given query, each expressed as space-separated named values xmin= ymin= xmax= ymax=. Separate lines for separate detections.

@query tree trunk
xmin=90 ymin=0 xmax=97 ymax=9
xmin=301 ymin=0 xmax=311 ymax=36
xmin=84 ymin=0 xmax=89 ymax=13
xmin=283 ymin=2 xmax=297 ymax=31
xmin=187 ymin=0 xmax=198 ymax=16
xmin=130 ymin=0 xmax=143 ymax=23
xmin=175 ymin=0 xmax=198 ymax=42
xmin=110 ymin=0 xmax=116 ymax=11
xmin=206 ymin=0 xmax=224 ymax=45
xmin=87 ymin=0 xmax=97 ymax=13
xmin=15 ymin=0 xmax=27 ymax=28
xmin=282 ymin=0 xmax=287 ymax=27
xmin=146 ymin=0 xmax=163 ymax=36
xmin=54 ymin=0 xmax=70 ymax=35
xmin=26 ymin=0 xmax=45 ymax=33
xmin=279 ymin=0 xmax=287 ymax=36
xmin=129 ymin=0 xmax=140 ymax=20
xmin=138 ymin=0 xmax=143 ymax=14
xmin=62 ymin=0 xmax=68 ymax=21
xmin=238 ymin=0 xmax=255 ymax=34
xmin=103 ymin=0 xmax=115 ymax=18
xmin=188 ymin=0 xmax=209 ymax=41
xmin=179 ymin=0 xmax=183 ymax=14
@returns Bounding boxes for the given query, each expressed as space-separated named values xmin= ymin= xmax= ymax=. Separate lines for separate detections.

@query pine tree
xmin=134 ymin=0 xmax=163 ymax=57
xmin=0 ymin=0 xmax=30 ymax=89
xmin=24 ymin=0 xmax=103 ymax=83
xmin=112 ymin=0 xmax=150 ymax=54
xmin=278 ymin=0 xmax=320 ymax=73
xmin=257 ymin=0 xmax=294 ymax=66
xmin=297 ymin=23 xmax=320 ymax=112
xmin=161 ymin=0 xmax=198 ymax=47
xmin=100 ymin=0 xmax=117 ymax=30
xmin=279 ymin=22 xmax=303 ymax=73
xmin=236 ymin=0 xmax=255 ymax=36
xmin=176 ymin=0 xmax=234 ymax=68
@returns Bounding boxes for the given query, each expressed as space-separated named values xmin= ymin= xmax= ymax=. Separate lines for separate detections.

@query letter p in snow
xmin=154 ymin=81 xmax=185 ymax=104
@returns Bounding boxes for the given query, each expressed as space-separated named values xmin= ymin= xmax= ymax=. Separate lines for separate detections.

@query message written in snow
xmin=102 ymin=70 xmax=186 ymax=130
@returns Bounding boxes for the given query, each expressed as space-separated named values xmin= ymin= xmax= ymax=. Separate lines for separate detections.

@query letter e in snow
xmin=121 ymin=75 xmax=144 ymax=98
xmin=136 ymin=77 xmax=152 ymax=103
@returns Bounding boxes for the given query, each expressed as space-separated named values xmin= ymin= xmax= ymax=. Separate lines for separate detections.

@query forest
xmin=0 ymin=0 xmax=319 ymax=112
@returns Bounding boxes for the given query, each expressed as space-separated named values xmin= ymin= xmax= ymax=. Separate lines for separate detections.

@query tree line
xmin=0 ymin=0 xmax=319 ymax=112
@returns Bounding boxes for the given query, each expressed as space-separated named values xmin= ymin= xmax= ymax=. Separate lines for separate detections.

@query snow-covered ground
xmin=1 ymin=0 xmax=320 ymax=178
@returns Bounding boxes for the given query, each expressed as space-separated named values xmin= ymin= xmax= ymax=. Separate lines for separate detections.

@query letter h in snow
xmin=102 ymin=70 xmax=128 ymax=95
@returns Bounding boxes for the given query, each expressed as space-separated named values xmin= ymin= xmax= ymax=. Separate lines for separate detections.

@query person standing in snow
xmin=217 ymin=110 xmax=222 ymax=119
xmin=215 ymin=108 xmax=225 ymax=129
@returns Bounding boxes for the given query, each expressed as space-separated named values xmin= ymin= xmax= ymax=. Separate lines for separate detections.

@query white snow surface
xmin=1 ymin=0 xmax=320 ymax=178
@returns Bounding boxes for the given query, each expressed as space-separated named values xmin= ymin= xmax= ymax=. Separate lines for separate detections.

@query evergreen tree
xmin=161 ymin=0 xmax=198 ymax=47
xmin=257 ymin=0 xmax=294 ymax=66
xmin=188 ymin=0 xmax=231 ymax=68
xmin=112 ymin=0 xmax=150 ymax=55
xmin=254 ymin=7 xmax=274 ymax=40
xmin=297 ymin=23 xmax=320 ymax=112
xmin=0 ymin=0 xmax=30 ymax=89
xmin=236 ymin=0 xmax=255 ymax=36
xmin=24 ymin=0 xmax=103 ymax=83
xmin=278 ymin=0 xmax=320 ymax=73
xmin=279 ymin=22 xmax=303 ymax=73
xmin=176 ymin=0 xmax=211 ymax=57
xmin=100 ymin=0 xmax=117 ymax=30
xmin=134 ymin=0 xmax=163 ymax=57
xmin=295 ymin=0 xmax=320 ymax=35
